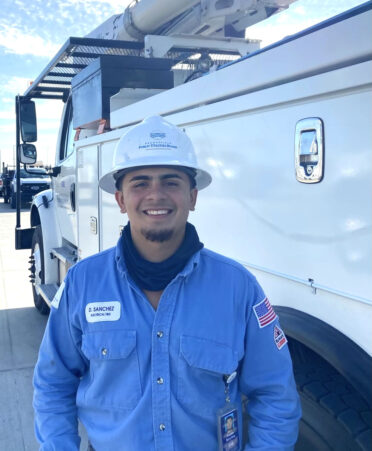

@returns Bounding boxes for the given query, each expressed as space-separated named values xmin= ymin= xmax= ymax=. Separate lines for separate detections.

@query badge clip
xmin=217 ymin=371 xmax=240 ymax=451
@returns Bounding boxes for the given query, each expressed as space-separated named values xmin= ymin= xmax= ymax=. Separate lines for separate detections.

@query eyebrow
xmin=128 ymin=173 xmax=184 ymax=183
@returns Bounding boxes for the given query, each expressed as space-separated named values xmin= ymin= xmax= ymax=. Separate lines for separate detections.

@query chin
xmin=141 ymin=228 xmax=174 ymax=243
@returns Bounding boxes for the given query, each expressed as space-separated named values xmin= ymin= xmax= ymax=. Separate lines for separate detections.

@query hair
xmin=114 ymin=166 xmax=197 ymax=191
xmin=114 ymin=172 xmax=126 ymax=191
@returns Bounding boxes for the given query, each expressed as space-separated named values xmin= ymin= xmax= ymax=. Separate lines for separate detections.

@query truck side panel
xmin=179 ymin=63 xmax=372 ymax=354
xmin=99 ymin=140 xmax=125 ymax=251
xmin=76 ymin=144 xmax=100 ymax=259
xmin=180 ymin=63 xmax=372 ymax=303
xmin=89 ymin=61 xmax=371 ymax=357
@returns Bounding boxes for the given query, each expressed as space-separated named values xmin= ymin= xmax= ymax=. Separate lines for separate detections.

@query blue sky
xmin=0 ymin=0 xmax=366 ymax=168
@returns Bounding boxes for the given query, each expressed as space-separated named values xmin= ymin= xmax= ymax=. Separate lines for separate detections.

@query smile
xmin=144 ymin=209 xmax=171 ymax=216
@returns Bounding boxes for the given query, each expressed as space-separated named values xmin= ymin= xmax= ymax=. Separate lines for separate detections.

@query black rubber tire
xmin=289 ymin=340 xmax=372 ymax=451
xmin=10 ymin=192 xmax=16 ymax=209
xmin=30 ymin=226 xmax=50 ymax=315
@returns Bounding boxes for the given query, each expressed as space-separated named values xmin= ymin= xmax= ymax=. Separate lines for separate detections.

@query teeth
xmin=146 ymin=210 xmax=169 ymax=215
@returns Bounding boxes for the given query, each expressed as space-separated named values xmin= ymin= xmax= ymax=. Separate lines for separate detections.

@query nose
xmin=144 ymin=181 xmax=167 ymax=201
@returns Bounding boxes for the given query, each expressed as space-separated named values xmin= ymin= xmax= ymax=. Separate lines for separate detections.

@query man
xmin=33 ymin=115 xmax=301 ymax=450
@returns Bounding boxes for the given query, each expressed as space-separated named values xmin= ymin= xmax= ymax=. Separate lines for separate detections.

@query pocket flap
xmin=82 ymin=330 xmax=136 ymax=360
xmin=180 ymin=335 xmax=238 ymax=375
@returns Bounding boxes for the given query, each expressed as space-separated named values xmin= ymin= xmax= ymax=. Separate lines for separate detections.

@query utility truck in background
xmin=1 ymin=164 xmax=15 ymax=203
xmin=14 ymin=0 xmax=372 ymax=449
xmin=10 ymin=168 xmax=51 ymax=209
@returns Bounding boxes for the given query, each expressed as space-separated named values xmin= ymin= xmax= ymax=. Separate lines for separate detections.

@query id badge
xmin=217 ymin=404 xmax=240 ymax=451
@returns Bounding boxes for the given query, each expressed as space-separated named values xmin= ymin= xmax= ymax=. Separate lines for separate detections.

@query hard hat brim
xmin=99 ymin=162 xmax=212 ymax=194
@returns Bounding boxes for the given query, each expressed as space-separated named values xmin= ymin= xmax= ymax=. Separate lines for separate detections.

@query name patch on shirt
xmin=85 ymin=302 xmax=121 ymax=323
xmin=51 ymin=282 xmax=65 ymax=309
xmin=253 ymin=297 xmax=277 ymax=328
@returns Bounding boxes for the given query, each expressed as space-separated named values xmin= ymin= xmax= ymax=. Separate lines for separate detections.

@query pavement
xmin=0 ymin=199 xmax=87 ymax=450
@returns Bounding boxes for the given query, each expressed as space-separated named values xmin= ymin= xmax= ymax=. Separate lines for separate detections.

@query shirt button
xmin=101 ymin=348 xmax=107 ymax=356
xmin=157 ymin=377 xmax=164 ymax=385
xmin=157 ymin=331 xmax=164 ymax=338
xmin=159 ymin=423 xmax=166 ymax=431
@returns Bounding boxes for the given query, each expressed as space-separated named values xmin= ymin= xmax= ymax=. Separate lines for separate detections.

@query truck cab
xmin=10 ymin=168 xmax=51 ymax=209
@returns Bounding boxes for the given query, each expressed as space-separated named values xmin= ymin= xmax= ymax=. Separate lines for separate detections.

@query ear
xmin=115 ymin=190 xmax=127 ymax=214
xmin=189 ymin=188 xmax=198 ymax=211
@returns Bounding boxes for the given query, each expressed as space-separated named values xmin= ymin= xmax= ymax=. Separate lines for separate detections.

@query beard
xmin=141 ymin=227 xmax=173 ymax=242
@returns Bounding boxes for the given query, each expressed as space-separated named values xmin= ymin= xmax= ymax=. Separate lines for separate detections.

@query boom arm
xmin=88 ymin=0 xmax=297 ymax=41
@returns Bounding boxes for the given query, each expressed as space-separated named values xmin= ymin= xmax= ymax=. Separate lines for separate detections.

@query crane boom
xmin=88 ymin=0 xmax=297 ymax=41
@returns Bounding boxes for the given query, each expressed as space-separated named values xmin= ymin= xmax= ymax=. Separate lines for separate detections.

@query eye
xmin=165 ymin=180 xmax=179 ymax=187
xmin=132 ymin=181 xmax=148 ymax=188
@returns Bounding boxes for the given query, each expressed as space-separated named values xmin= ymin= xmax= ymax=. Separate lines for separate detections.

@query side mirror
xmin=19 ymin=143 xmax=37 ymax=164
xmin=20 ymin=100 xmax=37 ymax=142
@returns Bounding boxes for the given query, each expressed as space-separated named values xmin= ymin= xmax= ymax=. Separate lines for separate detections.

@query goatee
xmin=141 ymin=228 xmax=173 ymax=242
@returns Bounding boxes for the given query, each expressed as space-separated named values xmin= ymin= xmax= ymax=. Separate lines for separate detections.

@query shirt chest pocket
xmin=178 ymin=335 xmax=239 ymax=416
xmin=80 ymin=329 xmax=142 ymax=411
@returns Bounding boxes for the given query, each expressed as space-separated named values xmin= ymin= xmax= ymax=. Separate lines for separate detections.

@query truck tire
xmin=10 ymin=192 xmax=16 ymax=209
xmin=289 ymin=340 xmax=372 ymax=451
xmin=30 ymin=226 xmax=50 ymax=315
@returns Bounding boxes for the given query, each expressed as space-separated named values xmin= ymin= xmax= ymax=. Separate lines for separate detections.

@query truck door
xmin=54 ymin=99 xmax=77 ymax=246
xmin=76 ymin=143 xmax=100 ymax=259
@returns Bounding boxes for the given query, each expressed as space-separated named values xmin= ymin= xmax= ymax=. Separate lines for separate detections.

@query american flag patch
xmin=253 ymin=297 xmax=277 ymax=328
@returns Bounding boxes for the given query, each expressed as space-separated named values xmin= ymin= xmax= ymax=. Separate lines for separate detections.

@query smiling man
xmin=33 ymin=115 xmax=301 ymax=450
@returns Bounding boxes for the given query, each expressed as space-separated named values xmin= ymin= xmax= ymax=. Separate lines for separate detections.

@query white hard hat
xmin=99 ymin=115 xmax=212 ymax=194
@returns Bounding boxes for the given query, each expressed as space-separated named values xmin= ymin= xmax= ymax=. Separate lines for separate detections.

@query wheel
xmin=30 ymin=226 xmax=50 ymax=315
xmin=289 ymin=340 xmax=371 ymax=451
xmin=10 ymin=192 xmax=16 ymax=209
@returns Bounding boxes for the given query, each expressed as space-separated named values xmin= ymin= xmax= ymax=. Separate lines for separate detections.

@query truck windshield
xmin=17 ymin=169 xmax=49 ymax=179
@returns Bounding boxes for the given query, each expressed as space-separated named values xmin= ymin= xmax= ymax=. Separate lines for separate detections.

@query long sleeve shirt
xmin=33 ymin=235 xmax=301 ymax=450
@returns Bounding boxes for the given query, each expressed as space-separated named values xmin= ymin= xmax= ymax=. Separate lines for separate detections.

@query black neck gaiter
xmin=122 ymin=222 xmax=203 ymax=291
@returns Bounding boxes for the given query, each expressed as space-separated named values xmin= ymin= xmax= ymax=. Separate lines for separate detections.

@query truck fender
xmin=30 ymin=189 xmax=61 ymax=285
xmin=276 ymin=306 xmax=372 ymax=406
xmin=276 ymin=307 xmax=372 ymax=448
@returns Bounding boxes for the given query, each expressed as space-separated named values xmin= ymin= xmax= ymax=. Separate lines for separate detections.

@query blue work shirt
xmin=33 ymin=235 xmax=301 ymax=450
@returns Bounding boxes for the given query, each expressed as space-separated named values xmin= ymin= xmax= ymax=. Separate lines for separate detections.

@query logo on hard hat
xmin=150 ymin=131 xmax=166 ymax=139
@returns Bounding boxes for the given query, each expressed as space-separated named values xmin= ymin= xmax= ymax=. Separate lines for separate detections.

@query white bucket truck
xmin=14 ymin=0 xmax=372 ymax=449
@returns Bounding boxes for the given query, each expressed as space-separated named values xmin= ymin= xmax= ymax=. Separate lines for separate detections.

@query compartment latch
xmin=295 ymin=118 xmax=324 ymax=183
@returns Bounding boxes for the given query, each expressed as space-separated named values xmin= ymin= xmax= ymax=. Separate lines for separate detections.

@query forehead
xmin=124 ymin=166 xmax=189 ymax=182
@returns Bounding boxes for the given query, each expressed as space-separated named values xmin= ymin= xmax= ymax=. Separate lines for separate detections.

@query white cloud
xmin=0 ymin=76 xmax=33 ymax=97
xmin=0 ymin=0 xmax=125 ymax=58
xmin=0 ymin=123 xmax=14 ymax=134
xmin=247 ymin=21 xmax=314 ymax=47
xmin=35 ymin=101 xmax=64 ymax=121
xmin=61 ymin=0 xmax=127 ymax=9
xmin=0 ymin=0 xmax=132 ymax=60
xmin=0 ymin=24 xmax=60 ymax=57
xmin=37 ymin=120 xmax=62 ymax=131
xmin=245 ymin=0 xmax=364 ymax=48
xmin=0 ymin=110 xmax=14 ymax=120
xmin=293 ymin=5 xmax=306 ymax=15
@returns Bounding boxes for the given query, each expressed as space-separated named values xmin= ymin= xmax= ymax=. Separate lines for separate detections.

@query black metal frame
xmin=22 ymin=37 xmax=145 ymax=101
xmin=21 ymin=36 xmax=241 ymax=101
xmin=15 ymin=95 xmax=35 ymax=249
